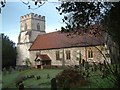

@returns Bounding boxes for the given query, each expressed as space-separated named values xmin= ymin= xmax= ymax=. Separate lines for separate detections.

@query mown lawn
xmin=2 ymin=67 xmax=116 ymax=89
xmin=2 ymin=68 xmax=63 ymax=88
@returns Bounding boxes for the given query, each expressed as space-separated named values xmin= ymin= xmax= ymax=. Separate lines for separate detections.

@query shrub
xmin=56 ymin=69 xmax=88 ymax=88
xmin=84 ymin=62 xmax=89 ymax=70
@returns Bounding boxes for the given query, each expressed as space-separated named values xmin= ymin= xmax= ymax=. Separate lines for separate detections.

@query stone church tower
xmin=16 ymin=13 xmax=45 ymax=65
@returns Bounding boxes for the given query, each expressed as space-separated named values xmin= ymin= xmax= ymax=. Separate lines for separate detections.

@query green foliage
xmin=103 ymin=2 xmax=120 ymax=46
xmin=1 ymin=34 xmax=17 ymax=69
xmin=56 ymin=2 xmax=112 ymax=31
xmin=23 ymin=58 xmax=31 ymax=67
xmin=57 ymin=1 xmax=120 ymax=62
xmin=0 ymin=0 xmax=6 ymax=13
xmin=57 ymin=2 xmax=120 ymax=87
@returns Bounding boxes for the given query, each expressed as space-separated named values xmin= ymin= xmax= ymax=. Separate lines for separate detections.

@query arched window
xmin=25 ymin=23 xmax=27 ymax=30
xmin=76 ymin=50 xmax=82 ymax=61
xmin=56 ymin=51 xmax=60 ymax=60
xmin=88 ymin=49 xmax=93 ymax=58
xmin=37 ymin=23 xmax=40 ymax=30
xmin=66 ymin=50 xmax=71 ymax=60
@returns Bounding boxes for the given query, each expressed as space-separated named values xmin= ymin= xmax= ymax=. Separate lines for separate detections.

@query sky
xmin=0 ymin=0 xmax=65 ymax=44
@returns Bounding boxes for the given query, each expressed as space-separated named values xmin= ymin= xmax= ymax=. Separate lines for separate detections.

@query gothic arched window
xmin=76 ymin=50 xmax=82 ymax=61
xmin=66 ymin=50 xmax=71 ymax=60
xmin=37 ymin=23 xmax=40 ymax=30
xmin=56 ymin=51 xmax=60 ymax=60
xmin=25 ymin=23 xmax=27 ymax=30
xmin=88 ymin=49 xmax=93 ymax=58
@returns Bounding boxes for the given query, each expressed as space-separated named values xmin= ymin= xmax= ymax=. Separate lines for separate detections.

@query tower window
xmin=88 ymin=49 xmax=93 ymax=58
xmin=66 ymin=50 xmax=71 ymax=60
xmin=37 ymin=23 xmax=40 ymax=30
xmin=25 ymin=23 xmax=27 ymax=30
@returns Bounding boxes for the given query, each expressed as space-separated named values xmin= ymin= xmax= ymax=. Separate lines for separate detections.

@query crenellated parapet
xmin=20 ymin=13 xmax=45 ymax=21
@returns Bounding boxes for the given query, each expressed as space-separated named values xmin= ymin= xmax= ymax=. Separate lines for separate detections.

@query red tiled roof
xmin=29 ymin=31 xmax=105 ymax=51
xmin=36 ymin=54 xmax=51 ymax=61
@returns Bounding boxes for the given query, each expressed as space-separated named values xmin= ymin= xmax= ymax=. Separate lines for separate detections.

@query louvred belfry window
xmin=37 ymin=23 xmax=40 ymax=30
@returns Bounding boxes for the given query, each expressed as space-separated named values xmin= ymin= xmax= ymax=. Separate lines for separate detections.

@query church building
xmin=17 ymin=13 xmax=111 ymax=68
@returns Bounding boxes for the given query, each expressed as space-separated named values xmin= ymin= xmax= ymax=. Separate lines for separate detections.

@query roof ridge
xmin=38 ymin=31 xmax=60 ymax=37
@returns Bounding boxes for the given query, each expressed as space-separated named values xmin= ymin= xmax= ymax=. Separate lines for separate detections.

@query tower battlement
xmin=20 ymin=13 xmax=45 ymax=21
xmin=17 ymin=13 xmax=46 ymax=66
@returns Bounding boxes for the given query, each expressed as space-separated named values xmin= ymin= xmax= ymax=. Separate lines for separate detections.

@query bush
xmin=56 ymin=69 xmax=88 ymax=88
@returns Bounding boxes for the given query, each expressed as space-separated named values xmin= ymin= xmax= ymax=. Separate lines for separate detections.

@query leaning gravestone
xmin=18 ymin=81 xmax=24 ymax=90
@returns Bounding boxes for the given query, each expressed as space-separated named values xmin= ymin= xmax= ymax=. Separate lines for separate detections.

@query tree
xmin=1 ymin=34 xmax=17 ymax=69
xmin=0 ymin=0 xmax=46 ymax=14
xmin=56 ymin=1 xmax=120 ymax=62
xmin=0 ymin=0 xmax=6 ymax=13
xmin=102 ymin=2 xmax=120 ymax=63
xmin=56 ymin=1 xmax=120 ymax=88
xmin=56 ymin=2 xmax=111 ymax=32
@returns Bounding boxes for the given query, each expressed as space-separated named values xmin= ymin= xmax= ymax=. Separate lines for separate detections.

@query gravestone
xmin=18 ymin=82 xmax=24 ymax=90
xmin=2 ymin=68 xmax=7 ymax=75
xmin=63 ymin=79 xmax=70 ymax=90
xmin=47 ymin=74 xmax=50 ymax=79
xmin=51 ymin=78 xmax=57 ymax=90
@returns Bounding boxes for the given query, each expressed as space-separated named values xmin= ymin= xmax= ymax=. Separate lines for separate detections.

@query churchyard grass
xmin=2 ymin=64 xmax=118 ymax=89
xmin=2 ymin=68 xmax=63 ymax=88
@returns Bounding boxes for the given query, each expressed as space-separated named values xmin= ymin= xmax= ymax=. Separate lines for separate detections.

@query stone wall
xmin=16 ymin=43 xmax=32 ymax=65
xmin=29 ymin=45 xmax=108 ymax=67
